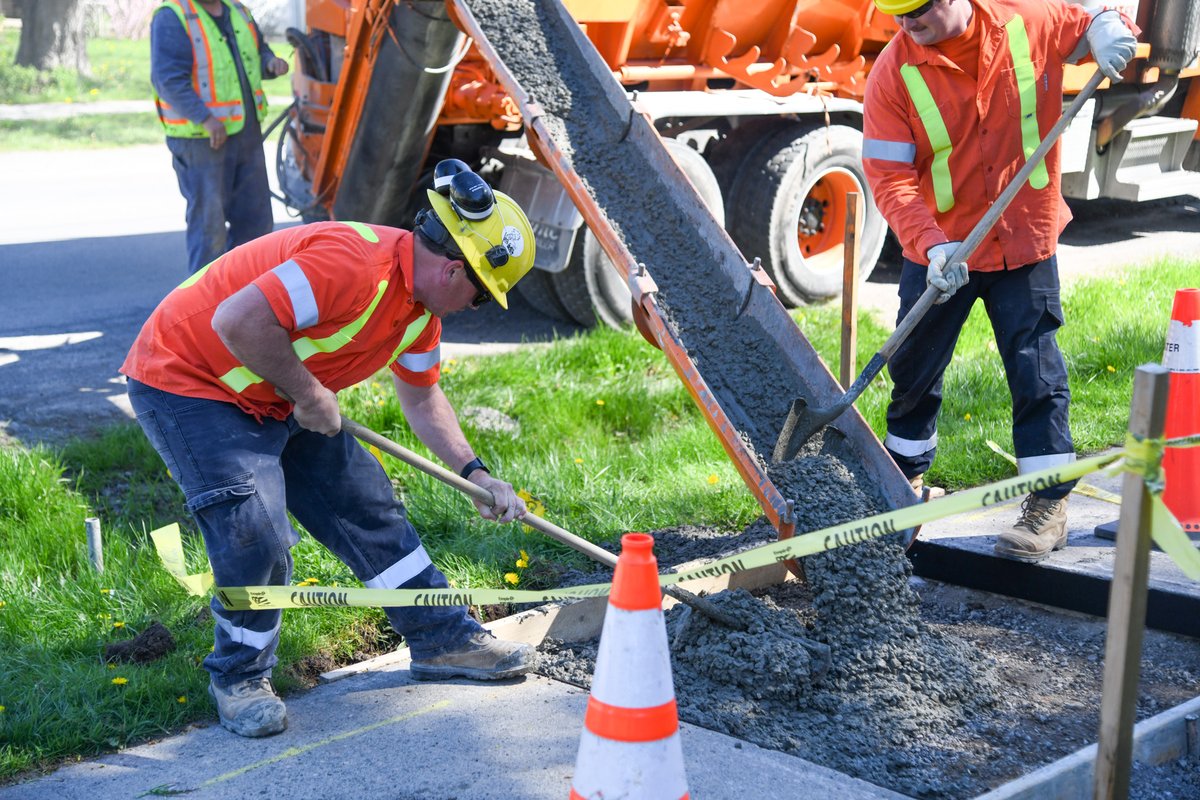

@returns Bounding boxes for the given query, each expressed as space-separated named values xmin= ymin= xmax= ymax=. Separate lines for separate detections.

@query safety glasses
xmin=897 ymin=0 xmax=935 ymax=20
xmin=462 ymin=266 xmax=492 ymax=309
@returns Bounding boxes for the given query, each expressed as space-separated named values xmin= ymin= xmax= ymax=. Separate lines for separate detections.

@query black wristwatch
xmin=459 ymin=456 xmax=490 ymax=480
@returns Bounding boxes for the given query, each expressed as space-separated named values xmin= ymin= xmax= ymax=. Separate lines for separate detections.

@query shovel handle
xmin=340 ymin=416 xmax=619 ymax=569
xmin=877 ymin=69 xmax=1105 ymax=363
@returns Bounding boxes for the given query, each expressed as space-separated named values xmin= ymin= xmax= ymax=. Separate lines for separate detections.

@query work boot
xmin=909 ymin=474 xmax=946 ymax=501
xmin=208 ymin=676 xmax=287 ymax=738
xmin=994 ymin=494 xmax=1070 ymax=563
xmin=409 ymin=631 xmax=533 ymax=681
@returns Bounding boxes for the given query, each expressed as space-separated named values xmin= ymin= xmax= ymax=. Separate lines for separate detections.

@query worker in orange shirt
xmin=863 ymin=0 xmax=1135 ymax=562
xmin=123 ymin=161 xmax=538 ymax=738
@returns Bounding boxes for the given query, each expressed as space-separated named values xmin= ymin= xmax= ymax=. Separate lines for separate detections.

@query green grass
xmin=0 ymin=31 xmax=294 ymax=150
xmin=0 ymin=261 xmax=1193 ymax=779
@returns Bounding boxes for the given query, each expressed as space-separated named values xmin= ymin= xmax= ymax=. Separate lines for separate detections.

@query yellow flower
xmin=707 ymin=474 xmax=719 ymax=485
xmin=503 ymin=572 xmax=519 ymax=585
xmin=0 ymin=705 xmax=5 ymax=712
xmin=100 ymin=589 xmax=111 ymax=595
xmin=447 ymin=359 xmax=458 ymax=366
xmin=88 ymin=88 xmax=99 ymax=96
xmin=0 ymin=600 xmax=5 ymax=609
xmin=595 ymin=399 xmax=605 ymax=406
xmin=64 ymin=96 xmax=74 ymax=103
xmin=113 ymin=621 xmax=125 ymax=629
xmin=177 ymin=696 xmax=187 ymax=704
xmin=112 ymin=677 xmax=128 ymax=686
xmin=107 ymin=664 xmax=116 ymax=670
xmin=1107 ymin=365 xmax=1116 ymax=373
xmin=519 ymin=549 xmax=529 ymax=561
xmin=964 ymin=413 xmax=972 ymax=421
xmin=574 ymin=457 xmax=584 ymax=464
xmin=515 ymin=557 xmax=528 ymax=568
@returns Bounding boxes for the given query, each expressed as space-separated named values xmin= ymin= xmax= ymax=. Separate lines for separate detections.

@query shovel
xmin=773 ymin=70 xmax=1106 ymax=463
xmin=340 ymin=417 xmax=759 ymax=631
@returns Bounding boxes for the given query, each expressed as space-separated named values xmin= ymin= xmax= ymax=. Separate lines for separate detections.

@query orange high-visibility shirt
xmin=863 ymin=0 xmax=1093 ymax=270
xmin=122 ymin=222 xmax=442 ymax=421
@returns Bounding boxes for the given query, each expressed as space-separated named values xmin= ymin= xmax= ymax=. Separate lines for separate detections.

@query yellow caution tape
xmin=1166 ymin=432 xmax=1200 ymax=448
xmin=151 ymin=523 xmax=213 ymax=596
xmin=986 ymin=439 xmax=1122 ymax=505
xmin=152 ymin=437 xmax=1200 ymax=611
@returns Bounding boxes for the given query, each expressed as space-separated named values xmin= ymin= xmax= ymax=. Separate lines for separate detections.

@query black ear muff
xmin=448 ymin=171 xmax=495 ymax=220
xmin=415 ymin=208 xmax=451 ymax=249
xmin=432 ymin=159 xmax=472 ymax=196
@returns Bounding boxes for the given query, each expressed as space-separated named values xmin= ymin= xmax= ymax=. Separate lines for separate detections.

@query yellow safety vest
xmin=898 ymin=14 xmax=1049 ymax=213
xmin=154 ymin=0 xmax=266 ymax=138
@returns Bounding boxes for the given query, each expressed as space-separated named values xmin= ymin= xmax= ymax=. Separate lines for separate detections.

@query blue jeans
xmin=885 ymin=256 xmax=1076 ymax=500
xmin=127 ymin=380 xmax=481 ymax=688
xmin=166 ymin=126 xmax=274 ymax=274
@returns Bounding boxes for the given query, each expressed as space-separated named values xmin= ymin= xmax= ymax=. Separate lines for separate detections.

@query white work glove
xmin=926 ymin=242 xmax=968 ymax=305
xmin=1086 ymin=10 xmax=1137 ymax=82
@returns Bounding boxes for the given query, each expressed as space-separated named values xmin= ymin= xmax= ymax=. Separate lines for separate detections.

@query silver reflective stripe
xmin=271 ymin=259 xmax=318 ymax=329
xmin=179 ymin=0 xmax=214 ymax=103
xmin=1017 ymin=452 xmax=1077 ymax=473
xmin=397 ymin=346 xmax=441 ymax=374
xmin=363 ymin=546 xmax=434 ymax=589
xmin=214 ymin=612 xmax=280 ymax=649
xmin=863 ymin=138 xmax=917 ymax=163
xmin=884 ymin=431 xmax=938 ymax=457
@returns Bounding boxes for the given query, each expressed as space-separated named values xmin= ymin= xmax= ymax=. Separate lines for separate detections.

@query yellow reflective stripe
xmin=1004 ymin=15 xmax=1049 ymax=190
xmin=389 ymin=311 xmax=434 ymax=364
xmin=291 ymin=280 xmax=389 ymax=361
xmin=177 ymin=260 xmax=213 ymax=289
xmin=219 ymin=365 xmax=263 ymax=392
xmin=899 ymin=64 xmax=955 ymax=213
xmin=218 ymin=280 xmax=390 ymax=394
xmin=341 ymin=221 xmax=379 ymax=243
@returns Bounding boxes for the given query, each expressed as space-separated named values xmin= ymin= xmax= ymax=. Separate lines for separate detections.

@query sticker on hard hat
xmin=502 ymin=226 xmax=525 ymax=257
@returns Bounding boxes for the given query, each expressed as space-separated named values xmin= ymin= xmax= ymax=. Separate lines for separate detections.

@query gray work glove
xmin=1086 ymin=10 xmax=1137 ymax=82
xmin=926 ymin=242 xmax=968 ymax=305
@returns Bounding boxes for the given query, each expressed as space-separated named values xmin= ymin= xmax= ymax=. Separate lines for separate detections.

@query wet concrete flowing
xmin=464 ymin=1 xmax=1002 ymax=795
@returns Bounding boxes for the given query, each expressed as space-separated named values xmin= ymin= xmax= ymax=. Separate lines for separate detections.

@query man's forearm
xmin=212 ymin=287 xmax=324 ymax=404
xmin=393 ymin=377 xmax=476 ymax=473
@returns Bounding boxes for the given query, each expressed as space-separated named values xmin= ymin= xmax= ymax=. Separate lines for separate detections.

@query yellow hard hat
xmin=874 ymin=0 xmax=931 ymax=15
xmin=421 ymin=184 xmax=536 ymax=310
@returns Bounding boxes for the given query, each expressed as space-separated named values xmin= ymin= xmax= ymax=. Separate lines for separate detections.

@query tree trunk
xmin=14 ymin=0 xmax=91 ymax=75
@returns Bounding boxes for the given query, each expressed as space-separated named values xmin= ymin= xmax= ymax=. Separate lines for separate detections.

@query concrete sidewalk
xmin=0 ymin=98 xmax=294 ymax=120
xmin=0 ymin=655 xmax=909 ymax=800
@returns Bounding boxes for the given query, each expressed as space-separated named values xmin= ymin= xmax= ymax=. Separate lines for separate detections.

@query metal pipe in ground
xmin=85 ymin=517 xmax=103 ymax=573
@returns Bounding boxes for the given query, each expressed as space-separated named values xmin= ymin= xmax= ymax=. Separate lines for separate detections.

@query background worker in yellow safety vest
xmin=862 ymin=0 xmax=1136 ymax=562
xmin=151 ymin=0 xmax=289 ymax=274
xmin=122 ymin=161 xmax=539 ymax=738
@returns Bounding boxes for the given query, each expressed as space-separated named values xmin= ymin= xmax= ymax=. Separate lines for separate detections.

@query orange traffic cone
xmin=569 ymin=533 xmax=689 ymax=800
xmin=1162 ymin=287 xmax=1200 ymax=536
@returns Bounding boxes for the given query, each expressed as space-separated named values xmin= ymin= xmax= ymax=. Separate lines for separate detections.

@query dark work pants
xmin=127 ymin=380 xmax=481 ymax=688
xmin=885 ymin=256 xmax=1076 ymax=500
xmin=165 ymin=123 xmax=274 ymax=274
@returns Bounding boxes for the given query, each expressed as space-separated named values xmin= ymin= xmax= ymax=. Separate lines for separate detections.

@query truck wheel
xmin=727 ymin=124 xmax=884 ymax=306
xmin=550 ymin=242 xmax=598 ymax=327
xmin=583 ymin=138 xmax=726 ymax=329
xmin=515 ymin=267 xmax=575 ymax=323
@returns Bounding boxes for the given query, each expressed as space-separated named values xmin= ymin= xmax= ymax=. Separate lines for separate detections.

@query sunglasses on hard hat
xmin=898 ymin=0 xmax=936 ymax=20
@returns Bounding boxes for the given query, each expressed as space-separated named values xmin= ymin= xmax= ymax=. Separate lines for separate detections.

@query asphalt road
xmin=1 ymin=144 xmax=1198 ymax=448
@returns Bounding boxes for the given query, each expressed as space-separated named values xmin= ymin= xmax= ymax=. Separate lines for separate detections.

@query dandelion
xmin=595 ymin=399 xmax=605 ymax=406
xmin=964 ymin=413 xmax=972 ymax=421
xmin=0 ymin=600 xmax=6 ymax=609
xmin=177 ymin=696 xmax=187 ymax=704
xmin=503 ymin=572 xmax=519 ymax=585
xmin=100 ymin=588 xmax=111 ymax=595
xmin=0 ymin=705 xmax=5 ymax=713
xmin=65 ymin=96 xmax=74 ymax=103
xmin=113 ymin=621 xmax=125 ymax=629
xmin=112 ymin=677 xmax=128 ymax=686
xmin=520 ymin=549 xmax=529 ymax=562
xmin=707 ymin=474 xmax=719 ymax=485
xmin=107 ymin=664 xmax=116 ymax=670
xmin=574 ymin=457 xmax=584 ymax=464
xmin=1107 ymin=365 xmax=1116 ymax=373
xmin=447 ymin=359 xmax=458 ymax=367
xmin=88 ymin=88 xmax=99 ymax=96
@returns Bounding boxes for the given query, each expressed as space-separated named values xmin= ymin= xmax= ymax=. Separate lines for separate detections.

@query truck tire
xmin=550 ymin=242 xmax=598 ymax=326
xmin=515 ymin=267 xmax=575 ymax=323
xmin=726 ymin=124 xmax=885 ymax=306
xmin=583 ymin=138 xmax=726 ymax=328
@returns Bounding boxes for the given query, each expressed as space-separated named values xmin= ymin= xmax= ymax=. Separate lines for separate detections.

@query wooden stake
xmin=840 ymin=192 xmax=862 ymax=390
xmin=1094 ymin=364 xmax=1171 ymax=800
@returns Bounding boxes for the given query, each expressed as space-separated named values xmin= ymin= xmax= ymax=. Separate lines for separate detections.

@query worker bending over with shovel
xmin=122 ymin=161 xmax=538 ymax=738
xmin=862 ymin=0 xmax=1135 ymax=561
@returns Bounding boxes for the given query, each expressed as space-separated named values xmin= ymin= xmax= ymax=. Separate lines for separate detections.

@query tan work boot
xmin=208 ymin=676 xmax=287 ymax=738
xmin=409 ymin=631 xmax=533 ymax=681
xmin=994 ymin=494 xmax=1070 ymax=563
xmin=910 ymin=474 xmax=946 ymax=501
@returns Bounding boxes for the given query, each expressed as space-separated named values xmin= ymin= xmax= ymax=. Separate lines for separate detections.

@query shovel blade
xmin=772 ymin=396 xmax=851 ymax=463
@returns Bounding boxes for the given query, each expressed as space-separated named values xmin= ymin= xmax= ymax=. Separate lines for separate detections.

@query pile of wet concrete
xmin=463 ymin=1 xmax=1003 ymax=795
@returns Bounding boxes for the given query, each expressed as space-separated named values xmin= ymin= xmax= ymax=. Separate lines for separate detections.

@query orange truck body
xmin=279 ymin=0 xmax=1200 ymax=324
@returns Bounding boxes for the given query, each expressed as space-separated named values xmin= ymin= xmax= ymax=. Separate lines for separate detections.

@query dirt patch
xmin=103 ymin=620 xmax=176 ymax=665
